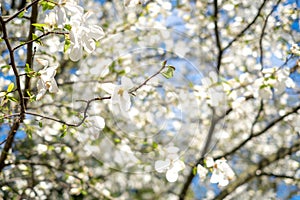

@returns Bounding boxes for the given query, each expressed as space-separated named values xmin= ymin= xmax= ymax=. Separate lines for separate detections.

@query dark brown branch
xmin=0 ymin=15 xmax=25 ymax=173
xmin=258 ymin=172 xmax=300 ymax=181
xmin=213 ymin=140 xmax=300 ymax=200
xmin=4 ymin=0 xmax=41 ymax=23
xmin=24 ymin=1 xmax=38 ymax=109
xmin=13 ymin=31 xmax=67 ymax=52
xmin=213 ymin=0 xmax=223 ymax=72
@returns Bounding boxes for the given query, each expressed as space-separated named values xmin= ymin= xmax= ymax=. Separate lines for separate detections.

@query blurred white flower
xmin=154 ymin=146 xmax=185 ymax=182
xmin=36 ymin=144 xmax=48 ymax=154
xmin=85 ymin=116 xmax=105 ymax=139
xmin=36 ymin=59 xmax=59 ymax=100
xmin=290 ymin=43 xmax=300 ymax=55
xmin=124 ymin=0 xmax=144 ymax=7
xmin=101 ymin=76 xmax=134 ymax=117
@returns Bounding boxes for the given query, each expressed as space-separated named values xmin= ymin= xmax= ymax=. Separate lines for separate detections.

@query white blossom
xmin=154 ymin=146 xmax=185 ymax=182
xmin=69 ymin=12 xmax=105 ymax=62
xmin=205 ymin=158 xmax=235 ymax=187
xmin=101 ymin=76 xmax=134 ymax=117
xmin=36 ymin=59 xmax=59 ymax=100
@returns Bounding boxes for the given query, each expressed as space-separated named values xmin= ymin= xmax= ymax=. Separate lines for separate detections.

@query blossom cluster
xmin=197 ymin=157 xmax=235 ymax=187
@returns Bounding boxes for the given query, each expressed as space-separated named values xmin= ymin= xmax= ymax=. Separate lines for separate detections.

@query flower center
xmin=45 ymin=81 xmax=51 ymax=89
xmin=118 ymin=88 xmax=124 ymax=96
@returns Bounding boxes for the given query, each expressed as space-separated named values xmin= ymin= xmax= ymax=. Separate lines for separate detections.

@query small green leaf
xmin=60 ymin=124 xmax=68 ymax=138
xmin=64 ymin=37 xmax=71 ymax=52
xmin=18 ymin=10 xmax=25 ymax=18
xmin=32 ymin=33 xmax=42 ymax=45
xmin=1 ymin=65 xmax=10 ymax=70
xmin=193 ymin=166 xmax=197 ymax=175
xmin=114 ymin=138 xmax=121 ymax=143
xmin=39 ymin=121 xmax=43 ymax=128
xmin=161 ymin=65 xmax=175 ymax=79
xmin=64 ymin=24 xmax=72 ymax=31
xmin=32 ymin=23 xmax=46 ymax=28
xmin=7 ymin=96 xmax=18 ymax=102
xmin=40 ymin=1 xmax=56 ymax=11
xmin=7 ymin=83 xmax=14 ymax=92
xmin=152 ymin=142 xmax=158 ymax=149
xmin=26 ymin=129 xmax=32 ymax=139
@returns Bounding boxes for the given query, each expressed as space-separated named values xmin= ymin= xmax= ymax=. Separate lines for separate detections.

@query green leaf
xmin=26 ymin=129 xmax=32 ymax=139
xmin=7 ymin=96 xmax=18 ymax=102
xmin=64 ymin=24 xmax=72 ymax=31
xmin=60 ymin=124 xmax=68 ymax=138
xmin=32 ymin=23 xmax=46 ymax=28
xmin=114 ymin=138 xmax=121 ymax=143
xmin=64 ymin=37 xmax=71 ymax=52
xmin=18 ymin=10 xmax=25 ymax=18
xmin=7 ymin=83 xmax=14 ymax=92
xmin=39 ymin=121 xmax=43 ymax=128
xmin=1 ymin=65 xmax=10 ymax=70
xmin=32 ymin=23 xmax=46 ymax=32
xmin=193 ymin=166 xmax=197 ymax=175
xmin=161 ymin=65 xmax=175 ymax=79
xmin=32 ymin=33 xmax=42 ymax=45
xmin=152 ymin=142 xmax=158 ymax=149
xmin=40 ymin=1 xmax=56 ymax=11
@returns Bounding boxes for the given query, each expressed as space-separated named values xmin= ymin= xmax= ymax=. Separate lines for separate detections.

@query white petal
xmin=170 ymin=160 xmax=185 ymax=172
xmin=210 ymin=169 xmax=221 ymax=184
xmin=205 ymin=157 xmax=215 ymax=168
xmin=49 ymin=79 xmax=59 ymax=93
xmin=69 ymin=44 xmax=83 ymax=62
xmin=154 ymin=160 xmax=170 ymax=173
xmin=101 ymin=83 xmax=116 ymax=95
xmin=120 ymin=92 xmax=131 ymax=111
xmin=88 ymin=116 xmax=105 ymax=130
xmin=36 ymin=88 xmax=47 ymax=100
xmin=166 ymin=169 xmax=179 ymax=182
xmin=111 ymin=103 xmax=121 ymax=115
xmin=111 ymin=86 xmax=121 ymax=104
xmin=197 ymin=164 xmax=208 ymax=180
xmin=89 ymin=25 xmax=105 ymax=41
xmin=82 ymin=37 xmax=95 ymax=53
xmin=218 ymin=177 xmax=229 ymax=187
xmin=36 ymin=58 xmax=49 ymax=67
xmin=121 ymin=76 xmax=134 ymax=90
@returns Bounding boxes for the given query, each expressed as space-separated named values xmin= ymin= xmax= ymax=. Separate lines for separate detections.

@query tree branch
xmin=223 ymin=0 xmax=268 ymax=52
xmin=213 ymin=140 xmax=300 ymax=199
xmin=215 ymin=104 xmax=300 ymax=160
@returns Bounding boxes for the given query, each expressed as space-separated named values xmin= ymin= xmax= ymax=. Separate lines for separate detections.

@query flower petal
xmin=166 ymin=169 xmax=179 ymax=182
xmin=69 ymin=44 xmax=83 ymax=62
xmin=121 ymin=76 xmax=134 ymax=90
